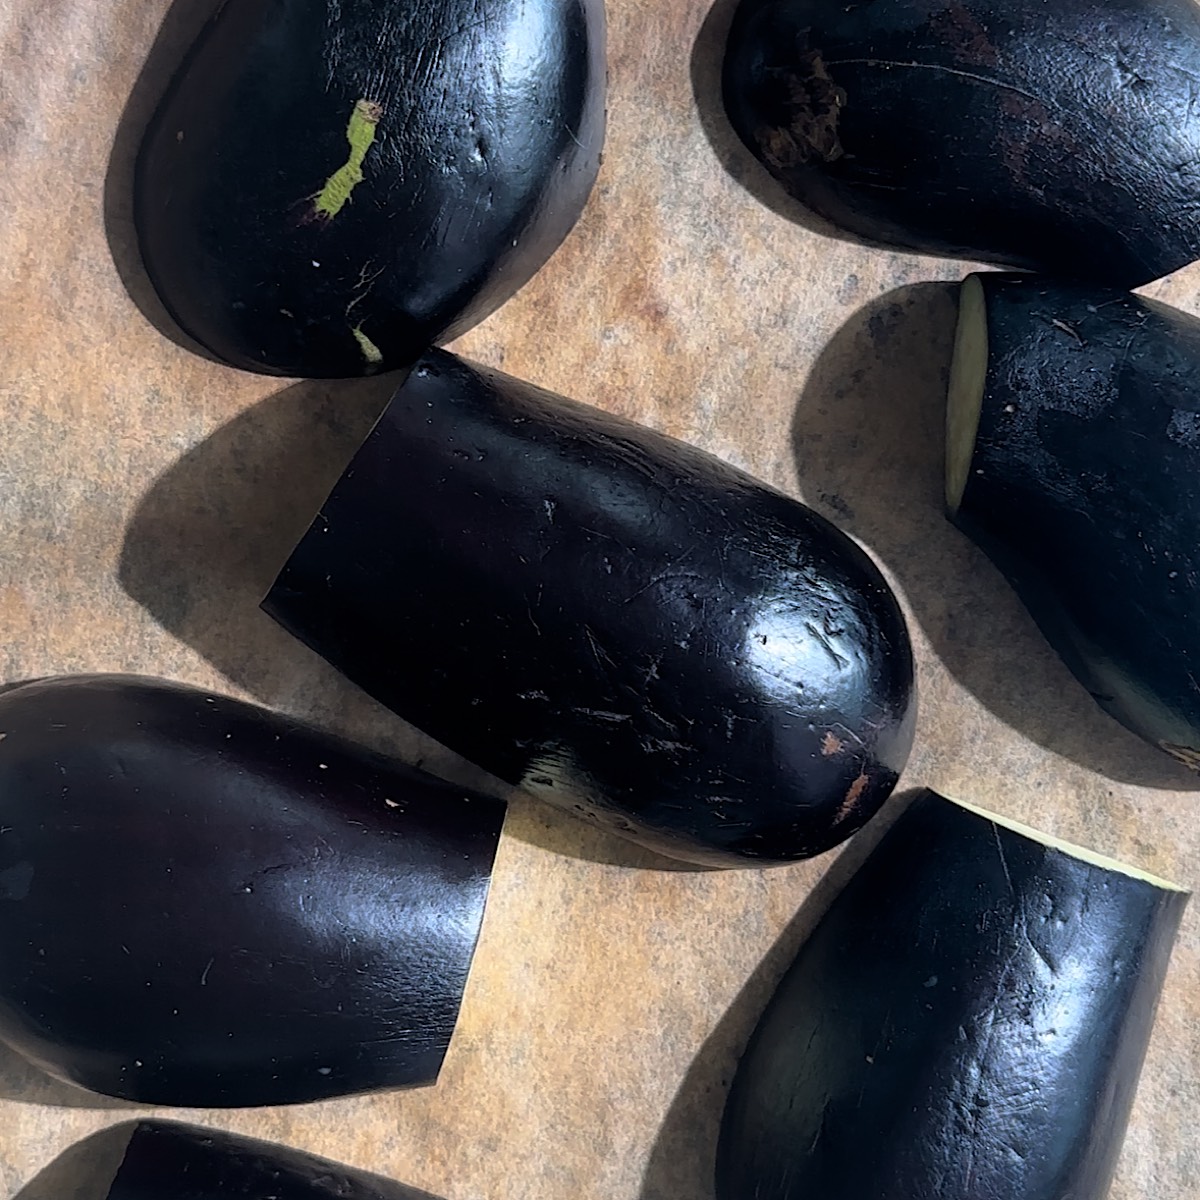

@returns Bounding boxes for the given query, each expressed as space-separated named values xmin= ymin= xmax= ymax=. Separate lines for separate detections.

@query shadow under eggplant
xmin=789 ymin=281 xmax=1199 ymax=790
xmin=0 ymin=1042 xmax=139 ymax=1111
xmin=10 ymin=1123 xmax=138 ymax=1200
xmin=116 ymin=377 xmax=702 ymax=871
xmin=636 ymin=788 xmax=920 ymax=1200
xmin=102 ymin=0 xmax=228 ymax=365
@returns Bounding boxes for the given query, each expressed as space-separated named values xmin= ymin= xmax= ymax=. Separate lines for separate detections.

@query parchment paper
xmin=0 ymin=1 xmax=1195 ymax=1197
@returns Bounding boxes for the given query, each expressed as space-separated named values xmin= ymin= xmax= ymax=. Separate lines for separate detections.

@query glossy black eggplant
xmin=947 ymin=273 xmax=1200 ymax=769
xmin=104 ymin=1121 xmax=442 ymax=1200
xmin=717 ymin=788 xmax=1188 ymax=1200
xmin=723 ymin=0 xmax=1200 ymax=287
xmin=263 ymin=349 xmax=916 ymax=867
xmin=134 ymin=0 xmax=604 ymax=377
xmin=0 ymin=674 xmax=505 ymax=1106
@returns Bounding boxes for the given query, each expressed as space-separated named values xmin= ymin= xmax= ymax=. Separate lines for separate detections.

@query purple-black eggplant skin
xmin=107 ymin=1121 xmax=442 ymax=1200
xmin=0 ymin=675 xmax=504 ymax=1107
xmin=950 ymin=274 xmax=1200 ymax=770
xmin=134 ymin=0 xmax=605 ymax=377
xmin=717 ymin=788 xmax=1188 ymax=1200
xmin=263 ymin=350 xmax=916 ymax=867
xmin=722 ymin=0 xmax=1200 ymax=287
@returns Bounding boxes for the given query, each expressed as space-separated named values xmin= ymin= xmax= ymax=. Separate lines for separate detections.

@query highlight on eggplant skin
xmin=263 ymin=349 xmax=916 ymax=868
xmin=133 ymin=0 xmax=605 ymax=377
xmin=717 ymin=788 xmax=1188 ymax=1200
xmin=722 ymin=0 xmax=1200 ymax=287
xmin=0 ymin=675 xmax=505 ymax=1107
xmin=105 ymin=1120 xmax=445 ymax=1200
xmin=947 ymin=272 xmax=1200 ymax=771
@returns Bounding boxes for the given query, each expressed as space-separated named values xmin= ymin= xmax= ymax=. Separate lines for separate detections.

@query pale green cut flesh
xmin=948 ymin=794 xmax=1188 ymax=893
xmin=945 ymin=274 xmax=987 ymax=514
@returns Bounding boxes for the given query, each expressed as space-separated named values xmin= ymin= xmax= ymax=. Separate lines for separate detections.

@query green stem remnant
xmin=351 ymin=324 xmax=383 ymax=365
xmin=312 ymin=99 xmax=383 ymax=221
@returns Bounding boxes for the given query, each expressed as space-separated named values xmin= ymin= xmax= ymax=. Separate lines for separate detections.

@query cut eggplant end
xmin=0 ymin=674 xmax=507 ymax=1106
xmin=716 ymin=784 xmax=1188 ymax=1200
xmin=949 ymin=793 xmax=1188 ymax=894
xmin=945 ymin=273 xmax=988 ymax=515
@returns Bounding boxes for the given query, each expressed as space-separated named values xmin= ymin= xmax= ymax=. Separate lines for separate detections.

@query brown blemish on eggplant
xmin=931 ymin=0 xmax=1000 ymax=67
xmin=992 ymin=86 xmax=1082 ymax=194
xmin=821 ymin=731 xmax=844 ymax=756
xmin=757 ymin=51 xmax=845 ymax=170
xmin=832 ymin=770 xmax=869 ymax=824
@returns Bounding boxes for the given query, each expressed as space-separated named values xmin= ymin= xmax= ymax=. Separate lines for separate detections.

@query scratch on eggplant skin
xmin=1043 ymin=315 xmax=1086 ymax=345
xmin=311 ymin=99 xmax=383 ymax=221
xmin=821 ymin=731 xmax=845 ymax=756
xmin=991 ymin=823 xmax=1016 ymax=898
xmin=575 ymin=708 xmax=632 ymax=723
xmin=824 ymin=58 xmax=1043 ymax=106
xmin=351 ymin=325 xmax=383 ymax=364
xmin=806 ymin=620 xmax=851 ymax=670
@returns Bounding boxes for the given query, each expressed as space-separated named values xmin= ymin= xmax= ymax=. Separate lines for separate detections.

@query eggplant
xmin=717 ymin=787 xmax=1188 ymax=1200
xmin=133 ymin=0 xmax=604 ymax=377
xmin=722 ymin=0 xmax=1200 ymax=287
xmin=0 ymin=674 xmax=505 ymax=1106
xmin=947 ymin=273 xmax=1200 ymax=769
xmin=104 ymin=1120 xmax=442 ymax=1200
xmin=262 ymin=349 xmax=916 ymax=867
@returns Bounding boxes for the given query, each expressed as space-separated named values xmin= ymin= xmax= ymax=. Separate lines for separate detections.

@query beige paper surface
xmin=0 ymin=1 xmax=1195 ymax=1197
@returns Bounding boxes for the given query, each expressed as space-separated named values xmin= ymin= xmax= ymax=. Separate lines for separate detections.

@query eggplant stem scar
xmin=312 ymin=98 xmax=383 ymax=221
xmin=351 ymin=325 xmax=383 ymax=365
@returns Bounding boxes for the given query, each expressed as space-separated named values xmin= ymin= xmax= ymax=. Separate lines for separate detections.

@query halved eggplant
xmin=262 ymin=349 xmax=916 ymax=867
xmin=105 ymin=1121 xmax=442 ymax=1200
xmin=134 ymin=0 xmax=605 ymax=376
xmin=717 ymin=788 xmax=1188 ymax=1200
xmin=722 ymin=0 xmax=1200 ymax=286
xmin=947 ymin=273 xmax=1200 ymax=769
xmin=0 ymin=674 xmax=505 ymax=1106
